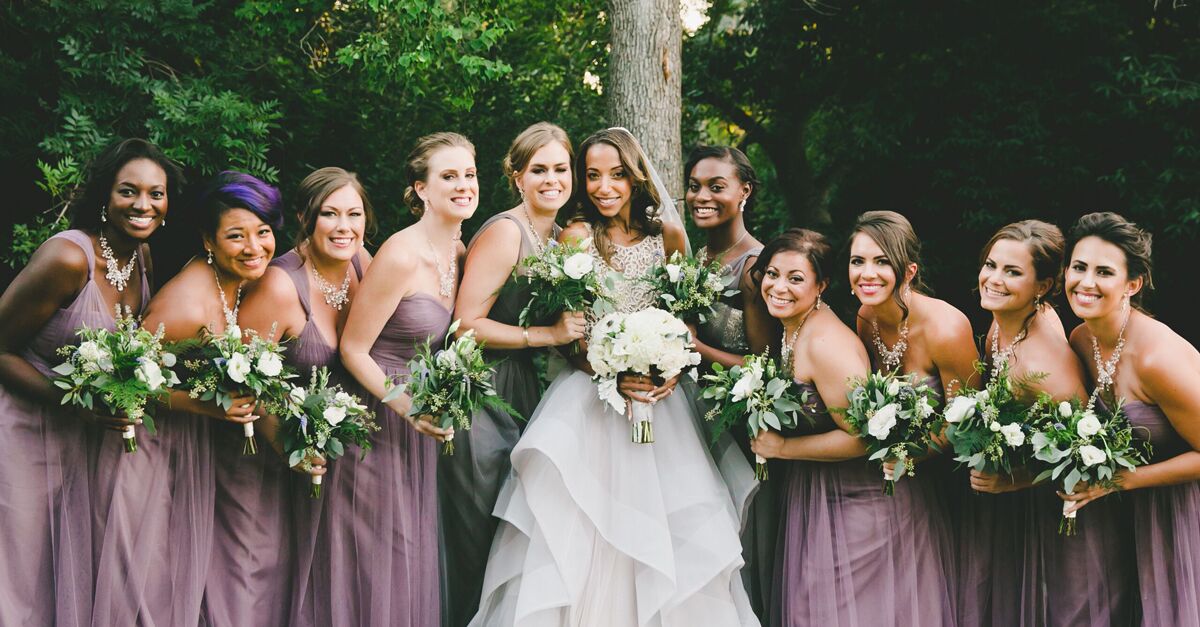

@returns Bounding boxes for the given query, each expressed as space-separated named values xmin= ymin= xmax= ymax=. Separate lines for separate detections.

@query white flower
xmin=226 ymin=325 xmax=242 ymax=340
xmin=867 ymin=403 xmax=900 ymax=439
xmin=665 ymin=263 xmax=682 ymax=283
xmin=944 ymin=395 xmax=978 ymax=424
xmin=161 ymin=352 xmax=177 ymax=368
xmin=916 ymin=396 xmax=934 ymax=419
xmin=334 ymin=391 xmax=353 ymax=407
xmin=1059 ymin=401 xmax=1073 ymax=418
xmin=1079 ymin=444 xmax=1108 ymax=467
xmin=730 ymin=366 xmax=763 ymax=402
xmin=323 ymin=405 xmax=347 ymax=426
xmin=999 ymin=423 xmax=1026 ymax=448
xmin=976 ymin=389 xmax=990 ymax=402
xmin=78 ymin=341 xmax=106 ymax=364
xmin=1076 ymin=411 xmax=1102 ymax=438
xmin=990 ymin=421 xmax=1002 ymax=432
xmin=255 ymin=351 xmax=283 ymax=377
xmin=562 ymin=253 xmax=594 ymax=280
xmin=226 ymin=353 xmax=251 ymax=383
xmin=886 ymin=379 xmax=901 ymax=397
xmin=288 ymin=386 xmax=307 ymax=405
xmin=436 ymin=350 xmax=459 ymax=371
xmin=134 ymin=360 xmax=166 ymax=391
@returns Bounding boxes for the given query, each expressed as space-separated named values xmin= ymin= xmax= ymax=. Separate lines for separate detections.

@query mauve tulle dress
xmin=201 ymin=250 xmax=362 ymax=627
xmin=294 ymin=291 xmax=449 ymax=627
xmin=770 ymin=381 xmax=957 ymax=627
xmin=0 ymin=230 xmax=147 ymax=626
xmin=1125 ymin=400 xmax=1200 ymax=626
xmin=439 ymin=213 xmax=558 ymax=627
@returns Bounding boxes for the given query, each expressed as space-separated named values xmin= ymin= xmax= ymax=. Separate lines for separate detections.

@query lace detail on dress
xmin=585 ymin=234 xmax=665 ymax=335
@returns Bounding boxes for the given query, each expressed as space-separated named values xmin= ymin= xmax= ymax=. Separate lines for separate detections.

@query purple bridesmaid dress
xmin=201 ymin=250 xmax=362 ymax=626
xmin=1126 ymin=401 xmax=1200 ymax=626
xmin=0 ymin=230 xmax=146 ymax=626
xmin=294 ymin=291 xmax=449 ymax=627
xmin=771 ymin=381 xmax=957 ymax=627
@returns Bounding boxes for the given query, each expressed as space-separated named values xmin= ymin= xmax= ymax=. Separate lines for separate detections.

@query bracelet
xmin=523 ymin=328 xmax=531 ymax=347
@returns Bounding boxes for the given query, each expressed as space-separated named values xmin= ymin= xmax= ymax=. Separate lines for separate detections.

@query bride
xmin=470 ymin=128 xmax=759 ymax=627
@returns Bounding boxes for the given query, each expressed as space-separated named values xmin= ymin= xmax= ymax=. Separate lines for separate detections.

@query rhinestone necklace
xmin=311 ymin=263 xmax=352 ymax=311
xmin=871 ymin=317 xmax=910 ymax=373
xmin=780 ymin=299 xmax=820 ymax=376
xmin=99 ymin=234 xmax=137 ymax=292
xmin=425 ymin=230 xmax=457 ymax=298
xmin=989 ymin=322 xmax=1028 ymax=379
xmin=1087 ymin=306 xmax=1131 ymax=409
xmin=212 ymin=264 xmax=243 ymax=328
xmin=520 ymin=201 xmax=549 ymax=255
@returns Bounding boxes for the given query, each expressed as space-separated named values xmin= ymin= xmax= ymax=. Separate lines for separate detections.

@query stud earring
xmin=206 ymin=249 xmax=214 ymax=265
xmin=161 ymin=217 xmax=166 ymax=227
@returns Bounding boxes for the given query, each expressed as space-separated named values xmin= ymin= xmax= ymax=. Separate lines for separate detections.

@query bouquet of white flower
xmin=587 ymin=308 xmax=701 ymax=443
xmin=944 ymin=362 xmax=1043 ymax=476
xmin=643 ymin=250 xmax=736 ymax=323
xmin=513 ymin=237 xmax=614 ymax=327
xmin=701 ymin=353 xmax=812 ymax=480
xmin=52 ymin=308 xmax=180 ymax=453
xmin=267 ymin=367 xmax=378 ymax=498
xmin=1027 ymin=395 xmax=1151 ymax=534
xmin=384 ymin=320 xmax=519 ymax=455
xmin=839 ymin=371 xmax=943 ymax=495
xmin=176 ymin=324 xmax=295 ymax=455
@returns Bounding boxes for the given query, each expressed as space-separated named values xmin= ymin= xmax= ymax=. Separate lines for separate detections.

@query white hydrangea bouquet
xmin=701 ymin=353 xmax=811 ymax=480
xmin=176 ymin=324 xmax=295 ymax=455
xmin=384 ymin=320 xmax=519 ymax=455
xmin=266 ymin=367 xmax=378 ymax=498
xmin=840 ymin=371 xmax=942 ymax=495
xmin=944 ymin=362 xmax=1042 ymax=476
xmin=514 ymin=237 xmax=614 ymax=327
xmin=1027 ymin=395 xmax=1151 ymax=535
xmin=588 ymin=308 xmax=701 ymax=444
xmin=52 ymin=309 xmax=180 ymax=453
xmin=643 ymin=250 xmax=736 ymax=323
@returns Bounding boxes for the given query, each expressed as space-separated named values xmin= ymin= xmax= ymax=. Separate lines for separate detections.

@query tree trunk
xmin=607 ymin=0 xmax=683 ymax=203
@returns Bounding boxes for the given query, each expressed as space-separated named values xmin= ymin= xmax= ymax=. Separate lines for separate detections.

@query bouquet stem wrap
xmin=1060 ymin=501 xmax=1077 ymax=535
xmin=311 ymin=474 xmax=323 ymax=499
xmin=882 ymin=464 xmax=895 ymax=496
xmin=243 ymin=421 xmax=258 ymax=455
xmin=443 ymin=430 xmax=456 ymax=456
xmin=629 ymin=400 xmax=655 ymax=444
xmin=123 ymin=425 xmax=138 ymax=453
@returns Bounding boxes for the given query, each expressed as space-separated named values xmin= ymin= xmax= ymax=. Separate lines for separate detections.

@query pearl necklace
xmin=212 ymin=264 xmax=243 ymax=328
xmin=425 ymin=231 xmax=457 ymax=298
xmin=871 ymin=317 xmax=909 ymax=373
xmin=780 ymin=299 xmax=820 ymax=376
xmin=989 ymin=322 xmax=1028 ymax=379
xmin=99 ymin=234 xmax=137 ymax=292
xmin=520 ymin=202 xmax=549 ymax=256
xmin=311 ymin=263 xmax=352 ymax=311
xmin=1088 ymin=307 xmax=1131 ymax=409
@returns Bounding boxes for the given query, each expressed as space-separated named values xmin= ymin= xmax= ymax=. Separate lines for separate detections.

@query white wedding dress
xmin=470 ymin=234 xmax=760 ymax=627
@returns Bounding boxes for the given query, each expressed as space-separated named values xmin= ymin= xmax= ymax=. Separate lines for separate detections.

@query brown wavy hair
xmin=402 ymin=132 xmax=475 ymax=217
xmin=850 ymin=210 xmax=927 ymax=321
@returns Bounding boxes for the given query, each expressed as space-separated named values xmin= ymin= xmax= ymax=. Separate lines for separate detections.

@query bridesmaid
xmin=339 ymin=132 xmax=476 ymax=627
xmin=443 ymin=122 xmax=585 ymax=627
xmin=1060 ymin=212 xmax=1200 ymax=626
xmin=683 ymin=144 xmax=777 ymax=617
xmin=208 ymin=167 xmax=372 ymax=626
xmin=0 ymin=138 xmax=176 ymax=626
xmin=92 ymin=171 xmax=281 ymax=625
xmin=962 ymin=220 xmax=1133 ymax=626
xmin=751 ymin=228 xmax=956 ymax=627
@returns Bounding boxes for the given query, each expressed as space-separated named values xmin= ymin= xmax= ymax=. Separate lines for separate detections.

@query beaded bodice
xmin=585 ymin=234 xmax=664 ymax=336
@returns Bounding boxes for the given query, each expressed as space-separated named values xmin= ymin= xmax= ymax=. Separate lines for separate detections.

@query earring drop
xmin=100 ymin=205 xmax=107 ymax=223
xmin=738 ymin=198 xmax=747 ymax=213
xmin=1122 ymin=293 xmax=1131 ymax=312
xmin=815 ymin=293 xmax=825 ymax=310
xmin=206 ymin=249 xmax=214 ymax=265
xmin=161 ymin=217 xmax=166 ymax=227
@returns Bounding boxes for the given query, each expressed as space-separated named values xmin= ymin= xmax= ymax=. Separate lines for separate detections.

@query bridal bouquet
xmin=52 ymin=309 xmax=179 ymax=453
xmin=514 ymin=237 xmax=614 ymax=327
xmin=643 ymin=251 xmax=735 ymax=323
xmin=1027 ymin=395 xmax=1151 ymax=535
xmin=701 ymin=353 xmax=811 ymax=480
xmin=384 ymin=320 xmax=519 ymax=455
xmin=177 ymin=324 xmax=295 ymax=455
xmin=840 ymin=371 xmax=943 ymax=494
xmin=944 ymin=362 xmax=1042 ymax=475
xmin=588 ymin=308 xmax=701 ymax=443
xmin=267 ymin=367 xmax=378 ymax=498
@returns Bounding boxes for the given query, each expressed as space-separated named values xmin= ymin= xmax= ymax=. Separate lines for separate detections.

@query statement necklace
xmin=1087 ymin=307 xmax=1131 ymax=409
xmin=521 ymin=201 xmax=549 ymax=255
xmin=780 ymin=299 xmax=820 ymax=376
xmin=311 ymin=263 xmax=352 ymax=311
xmin=426 ymin=230 xmax=457 ymax=298
xmin=871 ymin=317 xmax=910 ymax=372
xmin=212 ymin=264 xmax=243 ymax=328
xmin=989 ymin=322 xmax=1028 ymax=379
xmin=99 ymin=234 xmax=137 ymax=292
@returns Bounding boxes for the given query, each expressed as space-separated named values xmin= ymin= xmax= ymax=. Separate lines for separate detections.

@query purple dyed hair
xmin=192 ymin=170 xmax=284 ymax=237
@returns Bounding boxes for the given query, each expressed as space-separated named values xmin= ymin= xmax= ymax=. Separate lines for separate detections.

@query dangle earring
xmin=738 ymin=198 xmax=747 ymax=213
xmin=1034 ymin=293 xmax=1043 ymax=308
xmin=161 ymin=217 xmax=166 ymax=227
xmin=902 ymin=282 xmax=913 ymax=300
xmin=815 ymin=292 xmax=825 ymax=310
xmin=100 ymin=205 xmax=107 ymax=223
xmin=206 ymin=249 xmax=214 ymax=265
xmin=1122 ymin=292 xmax=1131 ymax=313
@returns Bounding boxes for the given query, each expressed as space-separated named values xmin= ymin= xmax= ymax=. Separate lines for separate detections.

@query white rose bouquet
xmin=587 ymin=308 xmax=701 ymax=444
xmin=944 ymin=361 xmax=1044 ymax=476
xmin=1027 ymin=395 xmax=1151 ymax=534
xmin=176 ymin=324 xmax=295 ymax=455
xmin=839 ymin=371 xmax=943 ymax=495
xmin=643 ymin=250 xmax=736 ymax=323
xmin=384 ymin=320 xmax=519 ymax=455
xmin=701 ymin=352 xmax=812 ymax=480
xmin=52 ymin=308 xmax=180 ymax=453
xmin=266 ymin=367 xmax=378 ymax=498
xmin=513 ymin=237 xmax=614 ymax=328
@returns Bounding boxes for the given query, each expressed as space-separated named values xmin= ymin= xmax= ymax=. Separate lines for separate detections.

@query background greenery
xmin=2 ymin=0 xmax=1196 ymax=341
